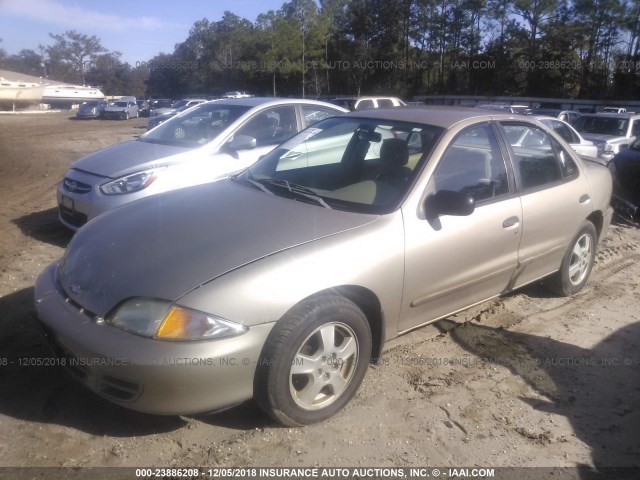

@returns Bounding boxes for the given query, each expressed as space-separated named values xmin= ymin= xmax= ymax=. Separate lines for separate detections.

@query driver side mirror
xmin=425 ymin=190 xmax=475 ymax=218
xmin=226 ymin=135 xmax=257 ymax=152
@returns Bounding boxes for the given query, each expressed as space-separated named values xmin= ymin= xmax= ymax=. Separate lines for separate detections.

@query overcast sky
xmin=0 ymin=0 xmax=287 ymax=66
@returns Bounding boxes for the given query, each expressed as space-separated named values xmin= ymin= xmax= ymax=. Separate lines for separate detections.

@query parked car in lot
xmin=354 ymin=96 xmax=406 ymax=110
xmin=602 ymin=107 xmax=628 ymax=114
xmin=328 ymin=96 xmax=357 ymax=111
xmin=573 ymin=113 xmax=640 ymax=161
xmin=223 ymin=91 xmax=252 ymax=99
xmin=75 ymin=100 xmax=108 ymax=119
xmin=136 ymin=99 xmax=150 ymax=117
xmin=148 ymin=98 xmax=173 ymax=110
xmin=38 ymin=108 xmax=613 ymax=425
xmin=607 ymin=138 xmax=640 ymax=225
xmin=528 ymin=108 xmax=581 ymax=125
xmin=535 ymin=116 xmax=598 ymax=159
xmin=103 ymin=96 xmax=138 ymax=120
xmin=150 ymin=98 xmax=207 ymax=118
xmin=146 ymin=104 xmax=192 ymax=130
xmin=57 ymin=98 xmax=348 ymax=230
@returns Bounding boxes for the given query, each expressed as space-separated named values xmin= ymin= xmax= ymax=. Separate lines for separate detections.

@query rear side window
xmin=355 ymin=99 xmax=374 ymax=110
xmin=302 ymin=105 xmax=338 ymax=127
xmin=550 ymin=137 xmax=579 ymax=179
xmin=377 ymin=99 xmax=395 ymax=108
xmin=432 ymin=124 xmax=509 ymax=203
xmin=501 ymin=123 xmax=562 ymax=189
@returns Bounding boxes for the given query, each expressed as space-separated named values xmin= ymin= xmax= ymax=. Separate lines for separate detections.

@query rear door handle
xmin=579 ymin=194 xmax=591 ymax=204
xmin=503 ymin=216 xmax=520 ymax=228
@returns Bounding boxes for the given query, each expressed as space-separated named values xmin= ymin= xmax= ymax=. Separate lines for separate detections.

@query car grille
xmin=40 ymin=288 xmax=142 ymax=402
xmin=63 ymin=178 xmax=92 ymax=194
xmin=59 ymin=206 xmax=87 ymax=228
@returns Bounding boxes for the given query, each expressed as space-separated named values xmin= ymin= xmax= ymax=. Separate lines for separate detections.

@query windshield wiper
xmin=245 ymin=176 xmax=274 ymax=195
xmin=251 ymin=177 xmax=332 ymax=209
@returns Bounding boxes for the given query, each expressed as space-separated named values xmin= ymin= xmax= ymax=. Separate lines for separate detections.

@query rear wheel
xmin=255 ymin=295 xmax=372 ymax=426
xmin=548 ymin=221 xmax=597 ymax=296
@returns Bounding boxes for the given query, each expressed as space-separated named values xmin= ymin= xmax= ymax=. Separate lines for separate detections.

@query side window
xmin=632 ymin=120 xmax=640 ymax=138
xmin=377 ymin=99 xmax=395 ymax=108
xmin=502 ymin=123 xmax=562 ymax=189
xmin=302 ymin=106 xmax=338 ymax=127
xmin=550 ymin=137 xmax=579 ymax=179
xmin=355 ymin=99 xmax=374 ymax=110
xmin=432 ymin=124 xmax=509 ymax=203
xmin=235 ymin=106 xmax=297 ymax=147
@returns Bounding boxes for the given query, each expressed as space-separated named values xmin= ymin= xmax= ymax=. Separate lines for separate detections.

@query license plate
xmin=61 ymin=195 xmax=74 ymax=210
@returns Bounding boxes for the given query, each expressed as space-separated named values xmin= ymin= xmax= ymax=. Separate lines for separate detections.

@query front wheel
xmin=548 ymin=221 xmax=597 ymax=296
xmin=255 ymin=295 xmax=372 ymax=426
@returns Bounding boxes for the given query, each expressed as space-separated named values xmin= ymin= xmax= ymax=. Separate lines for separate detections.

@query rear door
xmin=498 ymin=121 xmax=593 ymax=288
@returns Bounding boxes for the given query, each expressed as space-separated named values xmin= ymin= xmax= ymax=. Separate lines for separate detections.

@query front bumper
xmin=34 ymin=263 xmax=274 ymax=415
xmin=103 ymin=110 xmax=126 ymax=119
xmin=57 ymin=171 xmax=151 ymax=230
xmin=76 ymin=112 xmax=100 ymax=119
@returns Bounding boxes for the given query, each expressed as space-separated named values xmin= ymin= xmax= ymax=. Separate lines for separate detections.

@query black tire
xmin=548 ymin=221 xmax=597 ymax=296
xmin=255 ymin=295 xmax=372 ymax=426
xmin=124 ymin=111 xmax=129 ymax=120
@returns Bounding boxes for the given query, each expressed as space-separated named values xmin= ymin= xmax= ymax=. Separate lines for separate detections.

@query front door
xmin=399 ymin=123 xmax=522 ymax=332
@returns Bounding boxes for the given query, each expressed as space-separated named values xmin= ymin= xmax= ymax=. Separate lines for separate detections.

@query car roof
xmin=534 ymin=115 xmax=566 ymax=122
xmin=342 ymin=106 xmax=518 ymax=128
xmin=356 ymin=96 xmax=402 ymax=100
xmin=202 ymin=97 xmax=349 ymax=110
xmin=579 ymin=112 xmax=640 ymax=118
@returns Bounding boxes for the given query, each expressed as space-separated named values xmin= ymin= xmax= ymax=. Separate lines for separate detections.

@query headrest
xmin=380 ymin=138 xmax=409 ymax=166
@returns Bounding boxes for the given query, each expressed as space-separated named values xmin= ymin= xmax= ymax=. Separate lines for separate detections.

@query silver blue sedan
xmin=58 ymin=98 xmax=347 ymax=230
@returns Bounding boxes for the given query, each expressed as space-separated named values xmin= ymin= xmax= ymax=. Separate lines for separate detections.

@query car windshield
xmin=140 ymin=103 xmax=250 ymax=148
xmin=171 ymin=100 xmax=189 ymax=108
xmin=238 ymin=117 xmax=444 ymax=214
xmin=112 ymin=101 xmax=127 ymax=107
xmin=574 ymin=116 xmax=629 ymax=136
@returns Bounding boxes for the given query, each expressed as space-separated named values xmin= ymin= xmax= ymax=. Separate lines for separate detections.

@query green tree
xmin=46 ymin=30 xmax=108 ymax=84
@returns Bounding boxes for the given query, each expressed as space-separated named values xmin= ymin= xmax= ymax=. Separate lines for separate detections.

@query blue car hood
xmin=70 ymin=139 xmax=190 ymax=178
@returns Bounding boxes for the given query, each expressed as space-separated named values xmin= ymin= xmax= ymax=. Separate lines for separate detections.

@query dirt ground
xmin=0 ymin=113 xmax=638 ymax=478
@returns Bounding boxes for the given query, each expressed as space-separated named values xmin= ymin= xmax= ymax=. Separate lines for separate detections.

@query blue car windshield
xmin=139 ymin=103 xmax=250 ymax=148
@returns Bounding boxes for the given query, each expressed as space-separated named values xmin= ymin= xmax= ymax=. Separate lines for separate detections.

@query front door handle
xmin=579 ymin=194 xmax=591 ymax=204
xmin=503 ymin=216 xmax=520 ymax=228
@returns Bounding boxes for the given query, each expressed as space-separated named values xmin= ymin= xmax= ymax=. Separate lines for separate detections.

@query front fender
xmin=177 ymin=212 xmax=405 ymax=339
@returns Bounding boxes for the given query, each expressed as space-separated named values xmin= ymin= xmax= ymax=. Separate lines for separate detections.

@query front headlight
xmin=100 ymin=169 xmax=161 ymax=195
xmin=105 ymin=298 xmax=248 ymax=341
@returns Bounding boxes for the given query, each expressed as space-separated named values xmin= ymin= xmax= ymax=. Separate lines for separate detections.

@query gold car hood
xmin=58 ymin=179 xmax=377 ymax=317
